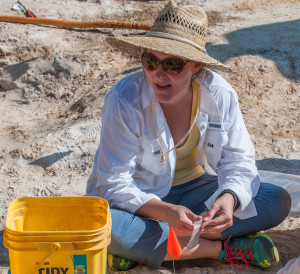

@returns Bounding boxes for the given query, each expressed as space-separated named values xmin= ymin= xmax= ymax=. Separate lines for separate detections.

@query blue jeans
xmin=108 ymin=174 xmax=291 ymax=268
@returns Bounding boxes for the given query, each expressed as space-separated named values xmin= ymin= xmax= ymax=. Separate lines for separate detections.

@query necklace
xmin=142 ymin=69 xmax=200 ymax=166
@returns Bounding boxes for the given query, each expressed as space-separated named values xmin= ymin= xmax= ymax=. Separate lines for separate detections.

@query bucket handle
xmin=30 ymin=242 xmax=61 ymax=274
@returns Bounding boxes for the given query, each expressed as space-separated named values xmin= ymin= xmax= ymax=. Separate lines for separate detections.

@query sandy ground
xmin=0 ymin=0 xmax=299 ymax=273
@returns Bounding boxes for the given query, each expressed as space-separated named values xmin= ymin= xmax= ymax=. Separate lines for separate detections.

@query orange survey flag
xmin=167 ymin=227 xmax=182 ymax=260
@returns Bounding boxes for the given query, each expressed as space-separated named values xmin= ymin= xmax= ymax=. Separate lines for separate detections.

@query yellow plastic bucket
xmin=3 ymin=196 xmax=111 ymax=274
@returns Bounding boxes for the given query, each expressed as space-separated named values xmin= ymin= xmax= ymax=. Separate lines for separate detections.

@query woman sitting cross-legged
xmin=86 ymin=1 xmax=291 ymax=271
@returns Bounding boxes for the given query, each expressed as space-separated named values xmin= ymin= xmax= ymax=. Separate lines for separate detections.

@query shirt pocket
xmin=204 ymin=127 xmax=228 ymax=169
xmin=139 ymin=136 xmax=165 ymax=175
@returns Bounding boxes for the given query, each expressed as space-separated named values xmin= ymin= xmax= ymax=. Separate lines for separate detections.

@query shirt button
xmin=201 ymin=125 xmax=205 ymax=130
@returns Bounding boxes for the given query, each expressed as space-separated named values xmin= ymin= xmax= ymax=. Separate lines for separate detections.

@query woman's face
xmin=143 ymin=50 xmax=202 ymax=106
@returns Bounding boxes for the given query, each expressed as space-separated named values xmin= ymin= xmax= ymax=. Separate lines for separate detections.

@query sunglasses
xmin=141 ymin=53 xmax=190 ymax=75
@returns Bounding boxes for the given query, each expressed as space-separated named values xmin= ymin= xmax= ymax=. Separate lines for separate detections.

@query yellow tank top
xmin=172 ymin=81 xmax=205 ymax=186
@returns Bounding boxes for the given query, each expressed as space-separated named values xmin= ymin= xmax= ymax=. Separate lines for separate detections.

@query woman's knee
xmin=108 ymin=208 xmax=135 ymax=254
xmin=272 ymin=185 xmax=291 ymax=226
xmin=260 ymin=183 xmax=291 ymax=226
xmin=108 ymin=208 xmax=169 ymax=267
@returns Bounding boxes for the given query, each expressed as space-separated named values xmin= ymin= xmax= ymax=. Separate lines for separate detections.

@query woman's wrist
xmin=217 ymin=190 xmax=240 ymax=211
xmin=135 ymin=199 xmax=171 ymax=222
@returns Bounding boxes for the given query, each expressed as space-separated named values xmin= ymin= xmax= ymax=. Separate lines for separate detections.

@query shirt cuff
xmin=217 ymin=189 xmax=240 ymax=211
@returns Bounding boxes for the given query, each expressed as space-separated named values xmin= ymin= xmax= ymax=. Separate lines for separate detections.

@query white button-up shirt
xmin=86 ymin=69 xmax=260 ymax=219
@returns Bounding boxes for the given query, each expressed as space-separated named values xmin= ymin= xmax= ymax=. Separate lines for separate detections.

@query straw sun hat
xmin=107 ymin=0 xmax=231 ymax=72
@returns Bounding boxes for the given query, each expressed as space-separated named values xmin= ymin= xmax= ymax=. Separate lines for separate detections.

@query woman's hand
xmin=200 ymin=193 xmax=234 ymax=233
xmin=135 ymin=199 xmax=201 ymax=237
xmin=165 ymin=204 xmax=202 ymax=236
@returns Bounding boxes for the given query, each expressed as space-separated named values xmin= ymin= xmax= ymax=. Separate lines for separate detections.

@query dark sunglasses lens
xmin=162 ymin=59 xmax=186 ymax=74
xmin=141 ymin=53 xmax=186 ymax=74
xmin=141 ymin=54 xmax=158 ymax=71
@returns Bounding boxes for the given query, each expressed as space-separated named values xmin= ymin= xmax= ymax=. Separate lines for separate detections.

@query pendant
xmin=160 ymin=155 xmax=165 ymax=166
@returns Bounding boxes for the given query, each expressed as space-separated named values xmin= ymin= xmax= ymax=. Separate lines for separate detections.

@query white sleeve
xmin=205 ymin=87 xmax=260 ymax=218
xmin=86 ymin=90 xmax=160 ymax=213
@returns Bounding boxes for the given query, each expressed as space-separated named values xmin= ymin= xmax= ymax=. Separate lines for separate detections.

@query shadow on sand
xmin=29 ymin=150 xmax=73 ymax=168
xmin=207 ymin=19 xmax=300 ymax=79
xmin=256 ymin=158 xmax=300 ymax=176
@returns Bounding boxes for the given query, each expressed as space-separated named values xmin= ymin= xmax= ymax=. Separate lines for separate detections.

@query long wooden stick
xmin=0 ymin=16 xmax=152 ymax=30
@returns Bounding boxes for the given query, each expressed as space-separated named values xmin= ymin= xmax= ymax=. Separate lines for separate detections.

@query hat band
xmin=145 ymin=31 xmax=206 ymax=53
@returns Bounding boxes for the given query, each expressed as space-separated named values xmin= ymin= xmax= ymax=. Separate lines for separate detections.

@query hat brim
xmin=107 ymin=36 xmax=233 ymax=73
